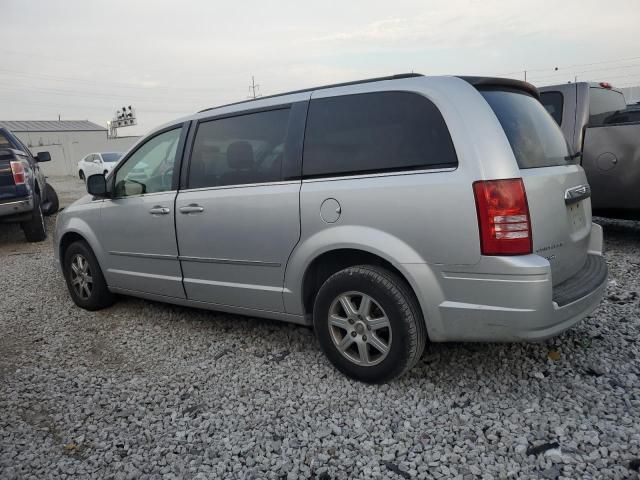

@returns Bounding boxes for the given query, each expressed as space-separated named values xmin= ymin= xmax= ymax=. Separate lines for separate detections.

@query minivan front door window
xmin=114 ymin=128 xmax=181 ymax=196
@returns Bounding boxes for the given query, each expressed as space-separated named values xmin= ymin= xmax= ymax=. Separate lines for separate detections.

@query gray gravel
xmin=1 ymin=177 xmax=639 ymax=479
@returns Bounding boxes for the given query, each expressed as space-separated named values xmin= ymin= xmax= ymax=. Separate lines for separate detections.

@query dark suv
xmin=0 ymin=127 xmax=59 ymax=241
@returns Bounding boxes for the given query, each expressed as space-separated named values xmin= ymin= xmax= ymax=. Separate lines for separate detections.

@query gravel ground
xmin=0 ymin=177 xmax=638 ymax=480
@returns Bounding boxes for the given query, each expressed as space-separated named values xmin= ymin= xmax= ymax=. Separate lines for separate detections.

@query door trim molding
xmin=178 ymin=255 xmax=281 ymax=267
xmin=109 ymin=251 xmax=178 ymax=260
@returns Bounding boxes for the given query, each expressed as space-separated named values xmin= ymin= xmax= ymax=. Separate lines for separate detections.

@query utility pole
xmin=248 ymin=76 xmax=261 ymax=99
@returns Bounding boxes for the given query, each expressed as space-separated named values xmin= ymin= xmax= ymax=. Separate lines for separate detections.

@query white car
xmin=77 ymin=152 xmax=122 ymax=181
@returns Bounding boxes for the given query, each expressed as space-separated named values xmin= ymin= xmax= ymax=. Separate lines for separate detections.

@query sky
xmin=2 ymin=0 xmax=639 ymax=135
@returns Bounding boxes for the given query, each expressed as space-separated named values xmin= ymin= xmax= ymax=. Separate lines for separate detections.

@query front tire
xmin=313 ymin=265 xmax=427 ymax=383
xmin=63 ymin=240 xmax=114 ymax=310
xmin=21 ymin=192 xmax=47 ymax=242
xmin=42 ymin=183 xmax=59 ymax=216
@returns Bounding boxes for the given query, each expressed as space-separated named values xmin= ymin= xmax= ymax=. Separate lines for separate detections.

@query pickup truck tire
xmin=313 ymin=265 xmax=427 ymax=383
xmin=63 ymin=240 xmax=114 ymax=310
xmin=21 ymin=192 xmax=47 ymax=242
xmin=42 ymin=183 xmax=59 ymax=216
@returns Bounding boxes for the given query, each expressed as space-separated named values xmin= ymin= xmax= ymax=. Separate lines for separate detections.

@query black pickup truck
xmin=0 ymin=127 xmax=59 ymax=241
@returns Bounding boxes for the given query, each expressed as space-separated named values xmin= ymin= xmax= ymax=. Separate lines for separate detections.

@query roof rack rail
xmin=198 ymin=73 xmax=424 ymax=113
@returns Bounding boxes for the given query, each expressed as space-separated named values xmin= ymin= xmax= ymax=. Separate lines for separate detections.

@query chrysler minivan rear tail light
xmin=473 ymin=178 xmax=532 ymax=255
xmin=10 ymin=161 xmax=26 ymax=185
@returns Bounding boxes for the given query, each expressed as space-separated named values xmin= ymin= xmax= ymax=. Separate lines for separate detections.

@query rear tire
xmin=63 ymin=240 xmax=114 ymax=310
xmin=21 ymin=192 xmax=47 ymax=242
xmin=313 ymin=265 xmax=427 ymax=383
xmin=42 ymin=183 xmax=59 ymax=216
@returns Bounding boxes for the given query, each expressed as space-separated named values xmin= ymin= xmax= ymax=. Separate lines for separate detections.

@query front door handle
xmin=179 ymin=204 xmax=205 ymax=214
xmin=149 ymin=206 xmax=170 ymax=215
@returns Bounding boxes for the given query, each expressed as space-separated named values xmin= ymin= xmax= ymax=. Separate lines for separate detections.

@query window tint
xmin=102 ymin=152 xmax=122 ymax=162
xmin=114 ymin=127 xmax=182 ymax=197
xmin=540 ymin=91 xmax=563 ymax=125
xmin=188 ymin=108 xmax=291 ymax=189
xmin=589 ymin=88 xmax=627 ymax=126
xmin=303 ymin=92 xmax=457 ymax=178
xmin=481 ymin=89 xmax=571 ymax=169
xmin=604 ymin=106 xmax=640 ymax=124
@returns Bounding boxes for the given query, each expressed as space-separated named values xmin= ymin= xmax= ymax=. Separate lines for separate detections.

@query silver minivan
xmin=54 ymin=74 xmax=608 ymax=382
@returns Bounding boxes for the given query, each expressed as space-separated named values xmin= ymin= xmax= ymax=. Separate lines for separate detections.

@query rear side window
xmin=539 ymin=91 xmax=563 ymax=125
xmin=481 ymin=89 xmax=571 ymax=169
xmin=188 ymin=108 xmax=290 ymax=189
xmin=589 ymin=88 xmax=630 ymax=126
xmin=0 ymin=132 xmax=12 ymax=149
xmin=302 ymin=91 xmax=457 ymax=178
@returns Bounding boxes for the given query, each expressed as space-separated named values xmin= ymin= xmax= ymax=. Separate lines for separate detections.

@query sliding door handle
xmin=179 ymin=204 xmax=205 ymax=214
xmin=149 ymin=206 xmax=170 ymax=215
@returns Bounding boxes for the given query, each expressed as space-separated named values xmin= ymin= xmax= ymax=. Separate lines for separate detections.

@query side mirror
xmin=93 ymin=158 xmax=102 ymax=164
xmin=87 ymin=174 xmax=109 ymax=197
xmin=36 ymin=151 xmax=51 ymax=162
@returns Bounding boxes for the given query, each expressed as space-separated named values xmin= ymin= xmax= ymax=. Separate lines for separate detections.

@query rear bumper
xmin=0 ymin=196 xmax=33 ymax=221
xmin=407 ymin=223 xmax=607 ymax=342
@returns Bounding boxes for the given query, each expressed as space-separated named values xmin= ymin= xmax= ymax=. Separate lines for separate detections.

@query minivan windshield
xmin=481 ymin=89 xmax=571 ymax=169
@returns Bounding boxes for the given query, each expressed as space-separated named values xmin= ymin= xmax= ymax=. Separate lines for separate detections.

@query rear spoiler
xmin=458 ymin=76 xmax=540 ymax=100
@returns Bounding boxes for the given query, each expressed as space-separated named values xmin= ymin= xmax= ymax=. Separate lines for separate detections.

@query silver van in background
xmin=54 ymin=74 xmax=607 ymax=382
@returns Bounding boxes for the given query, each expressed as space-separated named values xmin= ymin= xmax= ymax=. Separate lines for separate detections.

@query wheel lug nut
xmin=348 ymin=318 xmax=354 ymax=324
xmin=362 ymin=335 xmax=367 ymax=341
xmin=351 ymin=331 xmax=357 ymax=337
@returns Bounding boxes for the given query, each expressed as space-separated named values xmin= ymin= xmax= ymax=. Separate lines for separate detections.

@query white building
xmin=0 ymin=120 xmax=140 ymax=176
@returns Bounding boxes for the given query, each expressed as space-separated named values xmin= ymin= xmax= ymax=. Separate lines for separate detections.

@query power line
xmin=494 ymin=55 xmax=640 ymax=77
xmin=0 ymin=67 xmax=237 ymax=94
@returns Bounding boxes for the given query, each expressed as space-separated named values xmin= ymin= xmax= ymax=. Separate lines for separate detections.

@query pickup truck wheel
xmin=42 ymin=183 xmax=59 ymax=216
xmin=21 ymin=192 xmax=47 ymax=242
xmin=63 ymin=241 xmax=114 ymax=310
xmin=313 ymin=265 xmax=427 ymax=383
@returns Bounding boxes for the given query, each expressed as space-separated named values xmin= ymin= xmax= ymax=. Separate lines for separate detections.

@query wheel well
xmin=301 ymin=248 xmax=415 ymax=315
xmin=59 ymin=232 xmax=87 ymax=261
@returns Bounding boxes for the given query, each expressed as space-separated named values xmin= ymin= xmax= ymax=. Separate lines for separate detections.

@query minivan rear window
xmin=481 ymin=89 xmax=571 ymax=169
xmin=303 ymin=91 xmax=457 ymax=178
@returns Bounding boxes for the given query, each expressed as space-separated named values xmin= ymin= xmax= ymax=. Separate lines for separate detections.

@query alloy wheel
xmin=328 ymin=291 xmax=392 ymax=366
xmin=70 ymin=254 xmax=93 ymax=299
